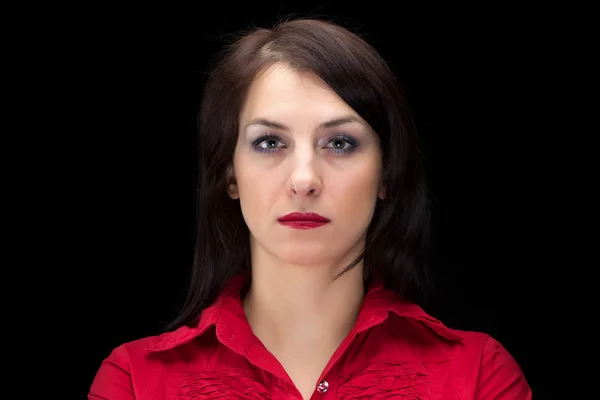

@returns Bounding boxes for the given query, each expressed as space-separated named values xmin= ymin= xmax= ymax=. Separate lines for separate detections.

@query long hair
xmin=167 ymin=18 xmax=432 ymax=330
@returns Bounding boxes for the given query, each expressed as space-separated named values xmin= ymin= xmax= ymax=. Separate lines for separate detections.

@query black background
xmin=44 ymin=2 xmax=590 ymax=398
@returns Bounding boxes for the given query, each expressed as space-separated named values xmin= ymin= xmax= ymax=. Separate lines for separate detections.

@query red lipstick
xmin=278 ymin=212 xmax=330 ymax=229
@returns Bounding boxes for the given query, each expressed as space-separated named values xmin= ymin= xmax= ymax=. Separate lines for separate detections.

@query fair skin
xmin=228 ymin=63 xmax=384 ymax=399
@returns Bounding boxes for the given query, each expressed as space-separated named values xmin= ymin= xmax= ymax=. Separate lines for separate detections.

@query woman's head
xmin=230 ymin=64 xmax=384 ymax=269
xmin=169 ymin=18 xmax=431 ymax=329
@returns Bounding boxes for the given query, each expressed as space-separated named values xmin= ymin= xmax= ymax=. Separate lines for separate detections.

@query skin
xmin=228 ymin=63 xmax=385 ymax=399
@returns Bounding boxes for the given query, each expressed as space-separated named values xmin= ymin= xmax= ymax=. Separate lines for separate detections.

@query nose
xmin=289 ymin=158 xmax=322 ymax=197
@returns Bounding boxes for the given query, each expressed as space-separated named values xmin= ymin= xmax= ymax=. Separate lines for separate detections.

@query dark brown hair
xmin=167 ymin=18 xmax=431 ymax=330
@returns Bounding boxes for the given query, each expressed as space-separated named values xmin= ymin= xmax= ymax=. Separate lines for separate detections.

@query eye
xmin=324 ymin=135 xmax=358 ymax=154
xmin=252 ymin=134 xmax=285 ymax=153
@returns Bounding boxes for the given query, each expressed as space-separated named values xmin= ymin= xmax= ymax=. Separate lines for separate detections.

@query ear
xmin=226 ymin=165 xmax=239 ymax=199
xmin=378 ymin=182 xmax=386 ymax=200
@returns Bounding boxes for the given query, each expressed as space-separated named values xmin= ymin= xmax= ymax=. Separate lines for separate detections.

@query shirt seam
xmin=448 ymin=351 xmax=464 ymax=400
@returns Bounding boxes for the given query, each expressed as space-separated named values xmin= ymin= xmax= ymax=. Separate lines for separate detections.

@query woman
xmin=89 ymin=18 xmax=532 ymax=399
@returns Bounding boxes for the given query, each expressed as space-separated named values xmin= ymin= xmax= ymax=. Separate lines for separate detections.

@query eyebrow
xmin=244 ymin=116 xmax=362 ymax=131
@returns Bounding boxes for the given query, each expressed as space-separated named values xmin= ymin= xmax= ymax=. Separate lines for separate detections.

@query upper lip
xmin=278 ymin=212 xmax=330 ymax=222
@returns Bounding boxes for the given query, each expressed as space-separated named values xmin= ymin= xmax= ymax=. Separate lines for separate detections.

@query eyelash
xmin=251 ymin=134 xmax=359 ymax=155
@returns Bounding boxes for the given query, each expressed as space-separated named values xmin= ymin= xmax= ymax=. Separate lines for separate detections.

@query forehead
xmin=240 ymin=64 xmax=359 ymax=122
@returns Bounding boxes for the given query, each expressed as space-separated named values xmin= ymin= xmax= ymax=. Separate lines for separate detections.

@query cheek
xmin=234 ymin=161 xmax=280 ymax=221
xmin=329 ymin=161 xmax=381 ymax=208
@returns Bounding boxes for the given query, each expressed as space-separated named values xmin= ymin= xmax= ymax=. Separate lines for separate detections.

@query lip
xmin=278 ymin=212 xmax=330 ymax=229
xmin=279 ymin=212 xmax=330 ymax=222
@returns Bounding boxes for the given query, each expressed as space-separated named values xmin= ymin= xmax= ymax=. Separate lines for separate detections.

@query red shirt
xmin=89 ymin=274 xmax=532 ymax=399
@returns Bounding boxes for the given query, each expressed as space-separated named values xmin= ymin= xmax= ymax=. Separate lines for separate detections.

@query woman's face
xmin=230 ymin=64 xmax=384 ymax=268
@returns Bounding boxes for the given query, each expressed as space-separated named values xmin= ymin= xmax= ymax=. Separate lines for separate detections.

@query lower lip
xmin=278 ymin=221 xmax=329 ymax=229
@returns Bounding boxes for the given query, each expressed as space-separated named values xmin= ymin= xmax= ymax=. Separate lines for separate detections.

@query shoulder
xmin=99 ymin=331 xmax=174 ymax=369
xmin=88 ymin=330 xmax=186 ymax=400
xmin=449 ymin=330 xmax=533 ymax=399
xmin=340 ymin=313 xmax=532 ymax=399
xmin=367 ymin=312 xmax=532 ymax=399
xmin=451 ymin=329 xmax=524 ymax=374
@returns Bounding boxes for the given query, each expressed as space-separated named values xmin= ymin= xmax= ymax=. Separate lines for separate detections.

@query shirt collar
xmin=146 ymin=272 xmax=463 ymax=353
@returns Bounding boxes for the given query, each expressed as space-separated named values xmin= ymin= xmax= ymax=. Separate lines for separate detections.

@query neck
xmin=243 ymin=255 xmax=365 ymax=359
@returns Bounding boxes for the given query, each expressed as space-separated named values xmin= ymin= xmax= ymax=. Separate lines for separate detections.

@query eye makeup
xmin=251 ymin=133 xmax=285 ymax=154
xmin=251 ymin=133 xmax=360 ymax=155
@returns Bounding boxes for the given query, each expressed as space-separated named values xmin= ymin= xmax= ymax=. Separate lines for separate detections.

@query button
xmin=316 ymin=380 xmax=329 ymax=393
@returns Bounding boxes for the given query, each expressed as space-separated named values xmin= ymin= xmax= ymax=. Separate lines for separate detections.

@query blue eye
xmin=252 ymin=134 xmax=285 ymax=154
xmin=325 ymin=135 xmax=358 ymax=154
xmin=251 ymin=134 xmax=358 ymax=155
